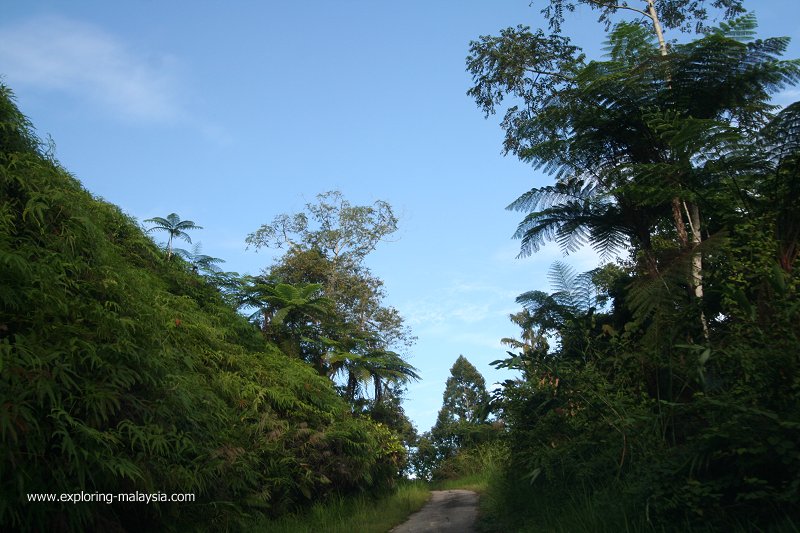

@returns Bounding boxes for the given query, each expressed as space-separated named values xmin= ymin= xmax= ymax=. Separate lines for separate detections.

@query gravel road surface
xmin=389 ymin=489 xmax=479 ymax=533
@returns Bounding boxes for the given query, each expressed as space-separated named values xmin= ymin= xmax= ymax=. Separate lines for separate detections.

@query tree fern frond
xmin=513 ymin=191 xmax=618 ymax=257
xmin=515 ymin=290 xmax=553 ymax=309
xmin=507 ymin=177 xmax=596 ymax=213
xmin=547 ymin=261 xmax=598 ymax=313
xmin=548 ymin=261 xmax=578 ymax=298
xmin=555 ymin=212 xmax=591 ymax=254
xmin=574 ymin=268 xmax=599 ymax=312
xmin=589 ymin=206 xmax=628 ymax=259
xmin=762 ymin=101 xmax=800 ymax=163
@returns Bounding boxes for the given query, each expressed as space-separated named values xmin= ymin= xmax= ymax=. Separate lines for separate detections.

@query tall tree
xmin=241 ymin=280 xmax=333 ymax=367
xmin=246 ymin=190 xmax=397 ymax=270
xmin=536 ymin=0 xmax=745 ymax=35
xmin=432 ymin=355 xmax=492 ymax=452
xmin=468 ymin=15 xmax=799 ymax=340
xmin=144 ymin=213 xmax=202 ymax=260
xmin=326 ymin=340 xmax=420 ymax=406
xmin=246 ymin=192 xmax=416 ymax=406
xmin=757 ymin=101 xmax=800 ymax=273
xmin=471 ymin=10 xmax=800 ymax=529
xmin=468 ymin=1 xmax=746 ymax=342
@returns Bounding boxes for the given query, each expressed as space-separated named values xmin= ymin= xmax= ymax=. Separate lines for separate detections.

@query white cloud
xmin=404 ymin=306 xmax=445 ymax=327
xmin=445 ymin=280 xmax=505 ymax=295
xmin=489 ymin=240 xmax=529 ymax=266
xmin=450 ymin=303 xmax=492 ymax=324
xmin=0 ymin=15 xmax=181 ymax=123
xmin=402 ymin=279 xmax=513 ymax=329
xmin=402 ymin=242 xmax=611 ymax=334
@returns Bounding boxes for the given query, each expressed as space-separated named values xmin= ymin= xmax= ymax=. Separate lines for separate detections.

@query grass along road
xmin=252 ymin=482 xmax=430 ymax=533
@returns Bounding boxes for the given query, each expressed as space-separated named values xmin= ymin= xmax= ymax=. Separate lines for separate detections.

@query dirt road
xmin=389 ymin=489 xmax=479 ymax=533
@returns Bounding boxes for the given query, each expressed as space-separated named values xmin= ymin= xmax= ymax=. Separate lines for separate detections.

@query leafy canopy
xmin=537 ymin=0 xmax=745 ymax=33
xmin=246 ymin=190 xmax=398 ymax=267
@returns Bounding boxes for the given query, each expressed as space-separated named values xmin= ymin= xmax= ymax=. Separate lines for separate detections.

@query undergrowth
xmin=251 ymin=481 xmax=430 ymax=533
xmin=477 ymin=473 xmax=800 ymax=533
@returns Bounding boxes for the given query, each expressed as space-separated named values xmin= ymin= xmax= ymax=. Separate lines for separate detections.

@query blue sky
xmin=2 ymin=1 xmax=798 ymax=433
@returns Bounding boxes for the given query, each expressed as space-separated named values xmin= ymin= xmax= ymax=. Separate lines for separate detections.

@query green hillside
xmin=0 ymin=84 xmax=402 ymax=532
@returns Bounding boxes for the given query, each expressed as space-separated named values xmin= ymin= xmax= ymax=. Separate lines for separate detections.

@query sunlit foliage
xmin=0 ymin=85 xmax=405 ymax=531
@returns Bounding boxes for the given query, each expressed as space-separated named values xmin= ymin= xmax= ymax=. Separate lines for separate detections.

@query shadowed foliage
xmin=469 ymin=10 xmax=800 ymax=532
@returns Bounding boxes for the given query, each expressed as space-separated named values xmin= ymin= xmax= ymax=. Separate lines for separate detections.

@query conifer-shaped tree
xmin=432 ymin=355 xmax=491 ymax=452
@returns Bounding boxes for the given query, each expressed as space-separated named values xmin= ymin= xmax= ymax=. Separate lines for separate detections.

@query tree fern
xmin=144 ymin=213 xmax=203 ymax=259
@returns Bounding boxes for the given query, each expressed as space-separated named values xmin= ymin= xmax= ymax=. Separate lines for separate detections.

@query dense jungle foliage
xmin=0 ymin=85 xmax=409 ymax=532
xmin=457 ymin=4 xmax=800 ymax=531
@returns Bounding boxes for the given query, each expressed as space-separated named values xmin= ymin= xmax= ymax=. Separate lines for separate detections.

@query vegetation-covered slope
xmin=0 ymin=84 xmax=402 ymax=532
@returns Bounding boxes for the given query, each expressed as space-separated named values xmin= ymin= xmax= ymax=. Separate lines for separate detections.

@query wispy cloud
xmin=400 ymin=275 xmax=522 ymax=345
xmin=403 ymin=280 xmax=511 ymax=328
xmin=450 ymin=303 xmax=492 ymax=324
xmin=0 ymin=15 xmax=181 ymax=123
xmin=400 ymin=242 xmax=612 ymax=350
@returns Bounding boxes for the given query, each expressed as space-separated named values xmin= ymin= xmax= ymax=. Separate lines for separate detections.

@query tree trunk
xmin=648 ymin=0 xmax=708 ymax=342
xmin=347 ymin=370 xmax=358 ymax=403
xmin=262 ymin=309 xmax=270 ymax=335
xmin=646 ymin=0 xmax=668 ymax=56
xmin=649 ymin=2 xmax=691 ymax=255
xmin=374 ymin=375 xmax=383 ymax=405
xmin=687 ymin=202 xmax=709 ymax=341
xmin=671 ymin=197 xmax=689 ymax=248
